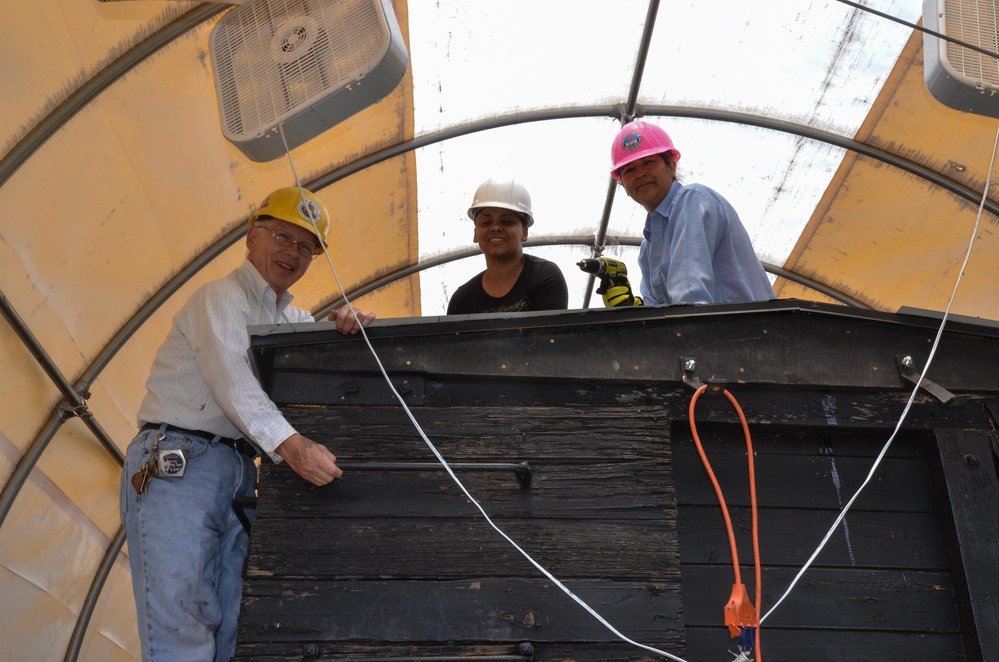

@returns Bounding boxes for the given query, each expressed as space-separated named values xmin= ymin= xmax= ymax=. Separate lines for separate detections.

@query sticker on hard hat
xmin=621 ymin=133 xmax=642 ymax=152
xmin=298 ymin=199 xmax=322 ymax=222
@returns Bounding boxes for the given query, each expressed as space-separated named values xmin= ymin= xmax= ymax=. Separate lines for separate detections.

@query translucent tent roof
xmin=3 ymin=0 xmax=999 ymax=659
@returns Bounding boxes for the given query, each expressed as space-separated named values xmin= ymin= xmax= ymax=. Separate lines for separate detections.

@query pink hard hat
xmin=610 ymin=120 xmax=681 ymax=180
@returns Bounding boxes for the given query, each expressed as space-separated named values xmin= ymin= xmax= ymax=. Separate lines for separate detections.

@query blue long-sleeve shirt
xmin=638 ymin=181 xmax=775 ymax=306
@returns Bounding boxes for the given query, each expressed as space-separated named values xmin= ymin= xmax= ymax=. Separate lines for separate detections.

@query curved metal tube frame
xmin=316 ymin=234 xmax=868 ymax=317
xmin=0 ymin=2 xmax=990 ymax=659
xmin=63 ymin=528 xmax=126 ymax=662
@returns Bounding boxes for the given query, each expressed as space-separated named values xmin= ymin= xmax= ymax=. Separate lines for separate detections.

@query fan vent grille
xmin=943 ymin=0 xmax=999 ymax=87
xmin=210 ymin=0 xmax=404 ymax=154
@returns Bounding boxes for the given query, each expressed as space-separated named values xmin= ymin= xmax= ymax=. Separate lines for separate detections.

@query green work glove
xmin=602 ymin=284 xmax=643 ymax=308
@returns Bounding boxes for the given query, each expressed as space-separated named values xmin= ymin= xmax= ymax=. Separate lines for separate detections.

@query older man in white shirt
xmin=120 ymin=186 xmax=374 ymax=662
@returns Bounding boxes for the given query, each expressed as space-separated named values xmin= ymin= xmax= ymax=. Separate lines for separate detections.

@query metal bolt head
xmin=900 ymin=355 xmax=913 ymax=368
xmin=684 ymin=359 xmax=697 ymax=372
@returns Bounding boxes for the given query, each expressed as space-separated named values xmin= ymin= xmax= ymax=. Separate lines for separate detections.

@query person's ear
xmin=663 ymin=154 xmax=677 ymax=177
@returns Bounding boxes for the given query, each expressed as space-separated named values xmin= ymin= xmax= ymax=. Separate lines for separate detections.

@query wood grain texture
xmin=240 ymin=304 xmax=999 ymax=660
xmin=239 ymin=404 xmax=682 ymax=659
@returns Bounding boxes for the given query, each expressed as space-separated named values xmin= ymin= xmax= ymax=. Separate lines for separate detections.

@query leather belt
xmin=140 ymin=423 xmax=258 ymax=459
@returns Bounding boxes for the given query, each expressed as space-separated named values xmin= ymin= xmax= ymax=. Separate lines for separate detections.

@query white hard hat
xmin=466 ymin=178 xmax=534 ymax=228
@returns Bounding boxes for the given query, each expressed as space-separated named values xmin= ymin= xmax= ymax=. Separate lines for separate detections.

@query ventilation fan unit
xmin=210 ymin=0 xmax=408 ymax=162
xmin=923 ymin=0 xmax=999 ymax=118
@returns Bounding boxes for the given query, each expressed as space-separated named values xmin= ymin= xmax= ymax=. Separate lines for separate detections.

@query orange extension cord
xmin=688 ymin=385 xmax=762 ymax=661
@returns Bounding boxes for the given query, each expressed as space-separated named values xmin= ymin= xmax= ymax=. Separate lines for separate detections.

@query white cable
xmin=277 ymin=132 xmax=688 ymax=662
xmin=761 ymin=125 xmax=999 ymax=624
xmin=277 ymin=125 xmax=331 ymax=257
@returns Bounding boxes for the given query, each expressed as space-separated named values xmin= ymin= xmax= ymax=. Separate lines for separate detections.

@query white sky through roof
xmin=408 ymin=0 xmax=922 ymax=314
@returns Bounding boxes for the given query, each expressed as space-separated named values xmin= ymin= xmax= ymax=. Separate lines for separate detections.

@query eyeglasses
xmin=258 ymin=225 xmax=321 ymax=259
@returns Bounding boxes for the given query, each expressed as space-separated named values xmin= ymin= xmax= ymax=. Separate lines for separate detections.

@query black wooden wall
xmin=675 ymin=421 xmax=963 ymax=660
xmin=237 ymin=301 xmax=999 ymax=662
xmin=237 ymin=400 xmax=685 ymax=661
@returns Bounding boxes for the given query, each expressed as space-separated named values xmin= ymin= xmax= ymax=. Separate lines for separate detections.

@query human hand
xmin=328 ymin=306 xmax=376 ymax=334
xmin=275 ymin=433 xmax=343 ymax=486
xmin=602 ymin=283 xmax=642 ymax=308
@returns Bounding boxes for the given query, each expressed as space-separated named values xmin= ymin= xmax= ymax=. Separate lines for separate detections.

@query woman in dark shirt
xmin=447 ymin=178 xmax=568 ymax=315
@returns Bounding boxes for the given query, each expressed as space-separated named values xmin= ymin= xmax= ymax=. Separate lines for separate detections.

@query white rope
xmin=276 ymin=127 xmax=688 ymax=662
xmin=762 ymin=124 xmax=999 ymax=624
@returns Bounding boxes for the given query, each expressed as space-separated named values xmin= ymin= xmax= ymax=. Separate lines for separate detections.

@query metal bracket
xmin=896 ymin=355 xmax=955 ymax=404
xmin=680 ymin=356 xmax=702 ymax=390
xmin=342 ymin=461 xmax=533 ymax=489
xmin=680 ymin=357 xmax=728 ymax=393
xmin=58 ymin=400 xmax=93 ymax=422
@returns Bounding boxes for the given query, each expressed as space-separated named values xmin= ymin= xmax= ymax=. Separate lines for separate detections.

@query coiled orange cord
xmin=688 ymin=384 xmax=762 ymax=661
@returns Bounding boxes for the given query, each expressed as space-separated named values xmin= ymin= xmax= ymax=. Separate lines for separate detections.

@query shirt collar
xmin=238 ymin=259 xmax=295 ymax=312
xmin=643 ymin=180 xmax=682 ymax=239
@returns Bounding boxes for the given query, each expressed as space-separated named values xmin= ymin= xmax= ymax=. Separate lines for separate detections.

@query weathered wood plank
xmin=672 ymin=444 xmax=935 ymax=511
xmin=684 ymin=626 xmax=966 ymax=662
xmin=681 ymin=566 xmax=959 ymax=632
xmin=671 ymin=388 xmax=994 ymax=430
xmin=933 ymin=429 xmax=999 ymax=661
xmin=282 ymin=405 xmax=672 ymax=462
xmin=280 ymin=379 xmax=995 ymax=430
xmin=255 ymin=458 xmax=673 ymax=520
xmin=246 ymin=518 xmax=680 ymax=580
xmin=234 ymin=641 xmax=684 ymax=661
xmin=673 ymin=422 xmax=933 ymax=458
xmin=678 ymin=505 xmax=948 ymax=569
xmin=238 ymin=578 xmax=684 ymax=644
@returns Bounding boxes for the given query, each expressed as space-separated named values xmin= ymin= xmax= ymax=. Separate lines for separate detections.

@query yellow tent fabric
xmin=2 ymin=1 xmax=998 ymax=660
xmin=776 ymin=28 xmax=999 ymax=318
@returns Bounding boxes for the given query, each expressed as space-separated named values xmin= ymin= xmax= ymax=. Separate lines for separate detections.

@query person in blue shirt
xmin=609 ymin=120 xmax=775 ymax=306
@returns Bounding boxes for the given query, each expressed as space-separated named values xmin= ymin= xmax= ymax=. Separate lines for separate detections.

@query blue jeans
xmin=120 ymin=427 xmax=257 ymax=662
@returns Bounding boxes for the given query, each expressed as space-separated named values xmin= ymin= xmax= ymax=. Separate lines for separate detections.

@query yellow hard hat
xmin=250 ymin=186 xmax=330 ymax=244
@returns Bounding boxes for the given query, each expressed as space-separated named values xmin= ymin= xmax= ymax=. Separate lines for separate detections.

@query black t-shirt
xmin=446 ymin=254 xmax=569 ymax=314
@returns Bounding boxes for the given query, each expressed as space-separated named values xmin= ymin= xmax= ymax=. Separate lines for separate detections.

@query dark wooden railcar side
xmin=236 ymin=300 xmax=999 ymax=662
